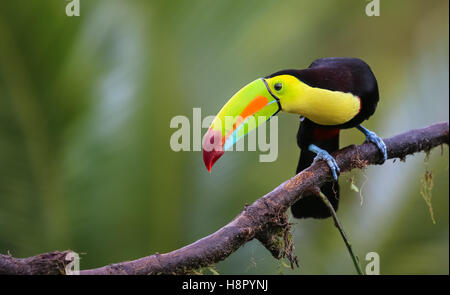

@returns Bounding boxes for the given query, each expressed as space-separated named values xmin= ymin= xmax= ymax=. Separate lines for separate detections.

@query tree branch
xmin=0 ymin=122 xmax=448 ymax=275
xmin=0 ymin=251 xmax=72 ymax=275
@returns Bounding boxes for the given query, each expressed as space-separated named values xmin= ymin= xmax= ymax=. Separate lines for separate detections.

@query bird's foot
xmin=358 ymin=125 xmax=387 ymax=164
xmin=309 ymin=144 xmax=340 ymax=181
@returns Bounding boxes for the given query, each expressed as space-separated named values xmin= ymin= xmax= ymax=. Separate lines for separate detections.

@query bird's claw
xmin=314 ymin=150 xmax=340 ymax=181
xmin=364 ymin=130 xmax=388 ymax=163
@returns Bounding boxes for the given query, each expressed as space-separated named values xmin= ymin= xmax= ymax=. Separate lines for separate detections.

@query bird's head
xmin=202 ymin=72 xmax=360 ymax=171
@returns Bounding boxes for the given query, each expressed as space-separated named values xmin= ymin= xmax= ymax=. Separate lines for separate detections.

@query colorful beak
xmin=203 ymin=78 xmax=281 ymax=172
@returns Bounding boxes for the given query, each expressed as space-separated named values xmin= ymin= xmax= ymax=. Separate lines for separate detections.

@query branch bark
xmin=0 ymin=251 xmax=72 ymax=275
xmin=1 ymin=122 xmax=448 ymax=275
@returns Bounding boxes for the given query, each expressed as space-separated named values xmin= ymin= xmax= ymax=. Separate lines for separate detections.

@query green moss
xmin=420 ymin=169 xmax=436 ymax=224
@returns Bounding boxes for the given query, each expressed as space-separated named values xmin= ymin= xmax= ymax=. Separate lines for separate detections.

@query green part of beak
xmin=210 ymin=78 xmax=280 ymax=148
xmin=203 ymin=78 xmax=281 ymax=171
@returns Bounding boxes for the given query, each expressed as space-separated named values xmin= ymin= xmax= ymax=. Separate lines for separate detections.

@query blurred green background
xmin=0 ymin=0 xmax=448 ymax=274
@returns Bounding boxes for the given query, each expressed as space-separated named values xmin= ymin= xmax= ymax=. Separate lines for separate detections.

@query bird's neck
xmin=285 ymin=81 xmax=361 ymax=126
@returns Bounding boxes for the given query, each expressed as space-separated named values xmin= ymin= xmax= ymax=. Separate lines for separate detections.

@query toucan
xmin=202 ymin=57 xmax=387 ymax=218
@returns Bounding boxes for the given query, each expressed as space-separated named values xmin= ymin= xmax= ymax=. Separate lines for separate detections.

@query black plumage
xmin=269 ymin=57 xmax=380 ymax=219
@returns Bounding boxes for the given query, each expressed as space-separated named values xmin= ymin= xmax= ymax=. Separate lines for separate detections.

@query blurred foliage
xmin=0 ymin=0 xmax=448 ymax=274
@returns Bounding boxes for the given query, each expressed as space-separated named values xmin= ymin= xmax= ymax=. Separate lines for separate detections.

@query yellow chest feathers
xmin=267 ymin=75 xmax=361 ymax=126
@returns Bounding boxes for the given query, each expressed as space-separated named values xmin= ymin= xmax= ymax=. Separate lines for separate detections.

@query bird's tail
xmin=291 ymin=129 xmax=340 ymax=219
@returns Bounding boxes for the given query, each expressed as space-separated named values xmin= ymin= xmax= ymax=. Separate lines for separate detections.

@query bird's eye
xmin=274 ymin=83 xmax=283 ymax=91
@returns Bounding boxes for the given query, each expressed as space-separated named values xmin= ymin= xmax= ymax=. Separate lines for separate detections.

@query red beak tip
xmin=202 ymin=129 xmax=225 ymax=173
xmin=203 ymin=148 xmax=224 ymax=173
xmin=204 ymin=153 xmax=219 ymax=172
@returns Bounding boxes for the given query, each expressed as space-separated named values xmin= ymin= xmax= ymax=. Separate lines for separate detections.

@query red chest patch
xmin=313 ymin=128 xmax=340 ymax=141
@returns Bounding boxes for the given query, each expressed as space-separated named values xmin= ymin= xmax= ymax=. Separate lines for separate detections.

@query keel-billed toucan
xmin=202 ymin=57 xmax=387 ymax=218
